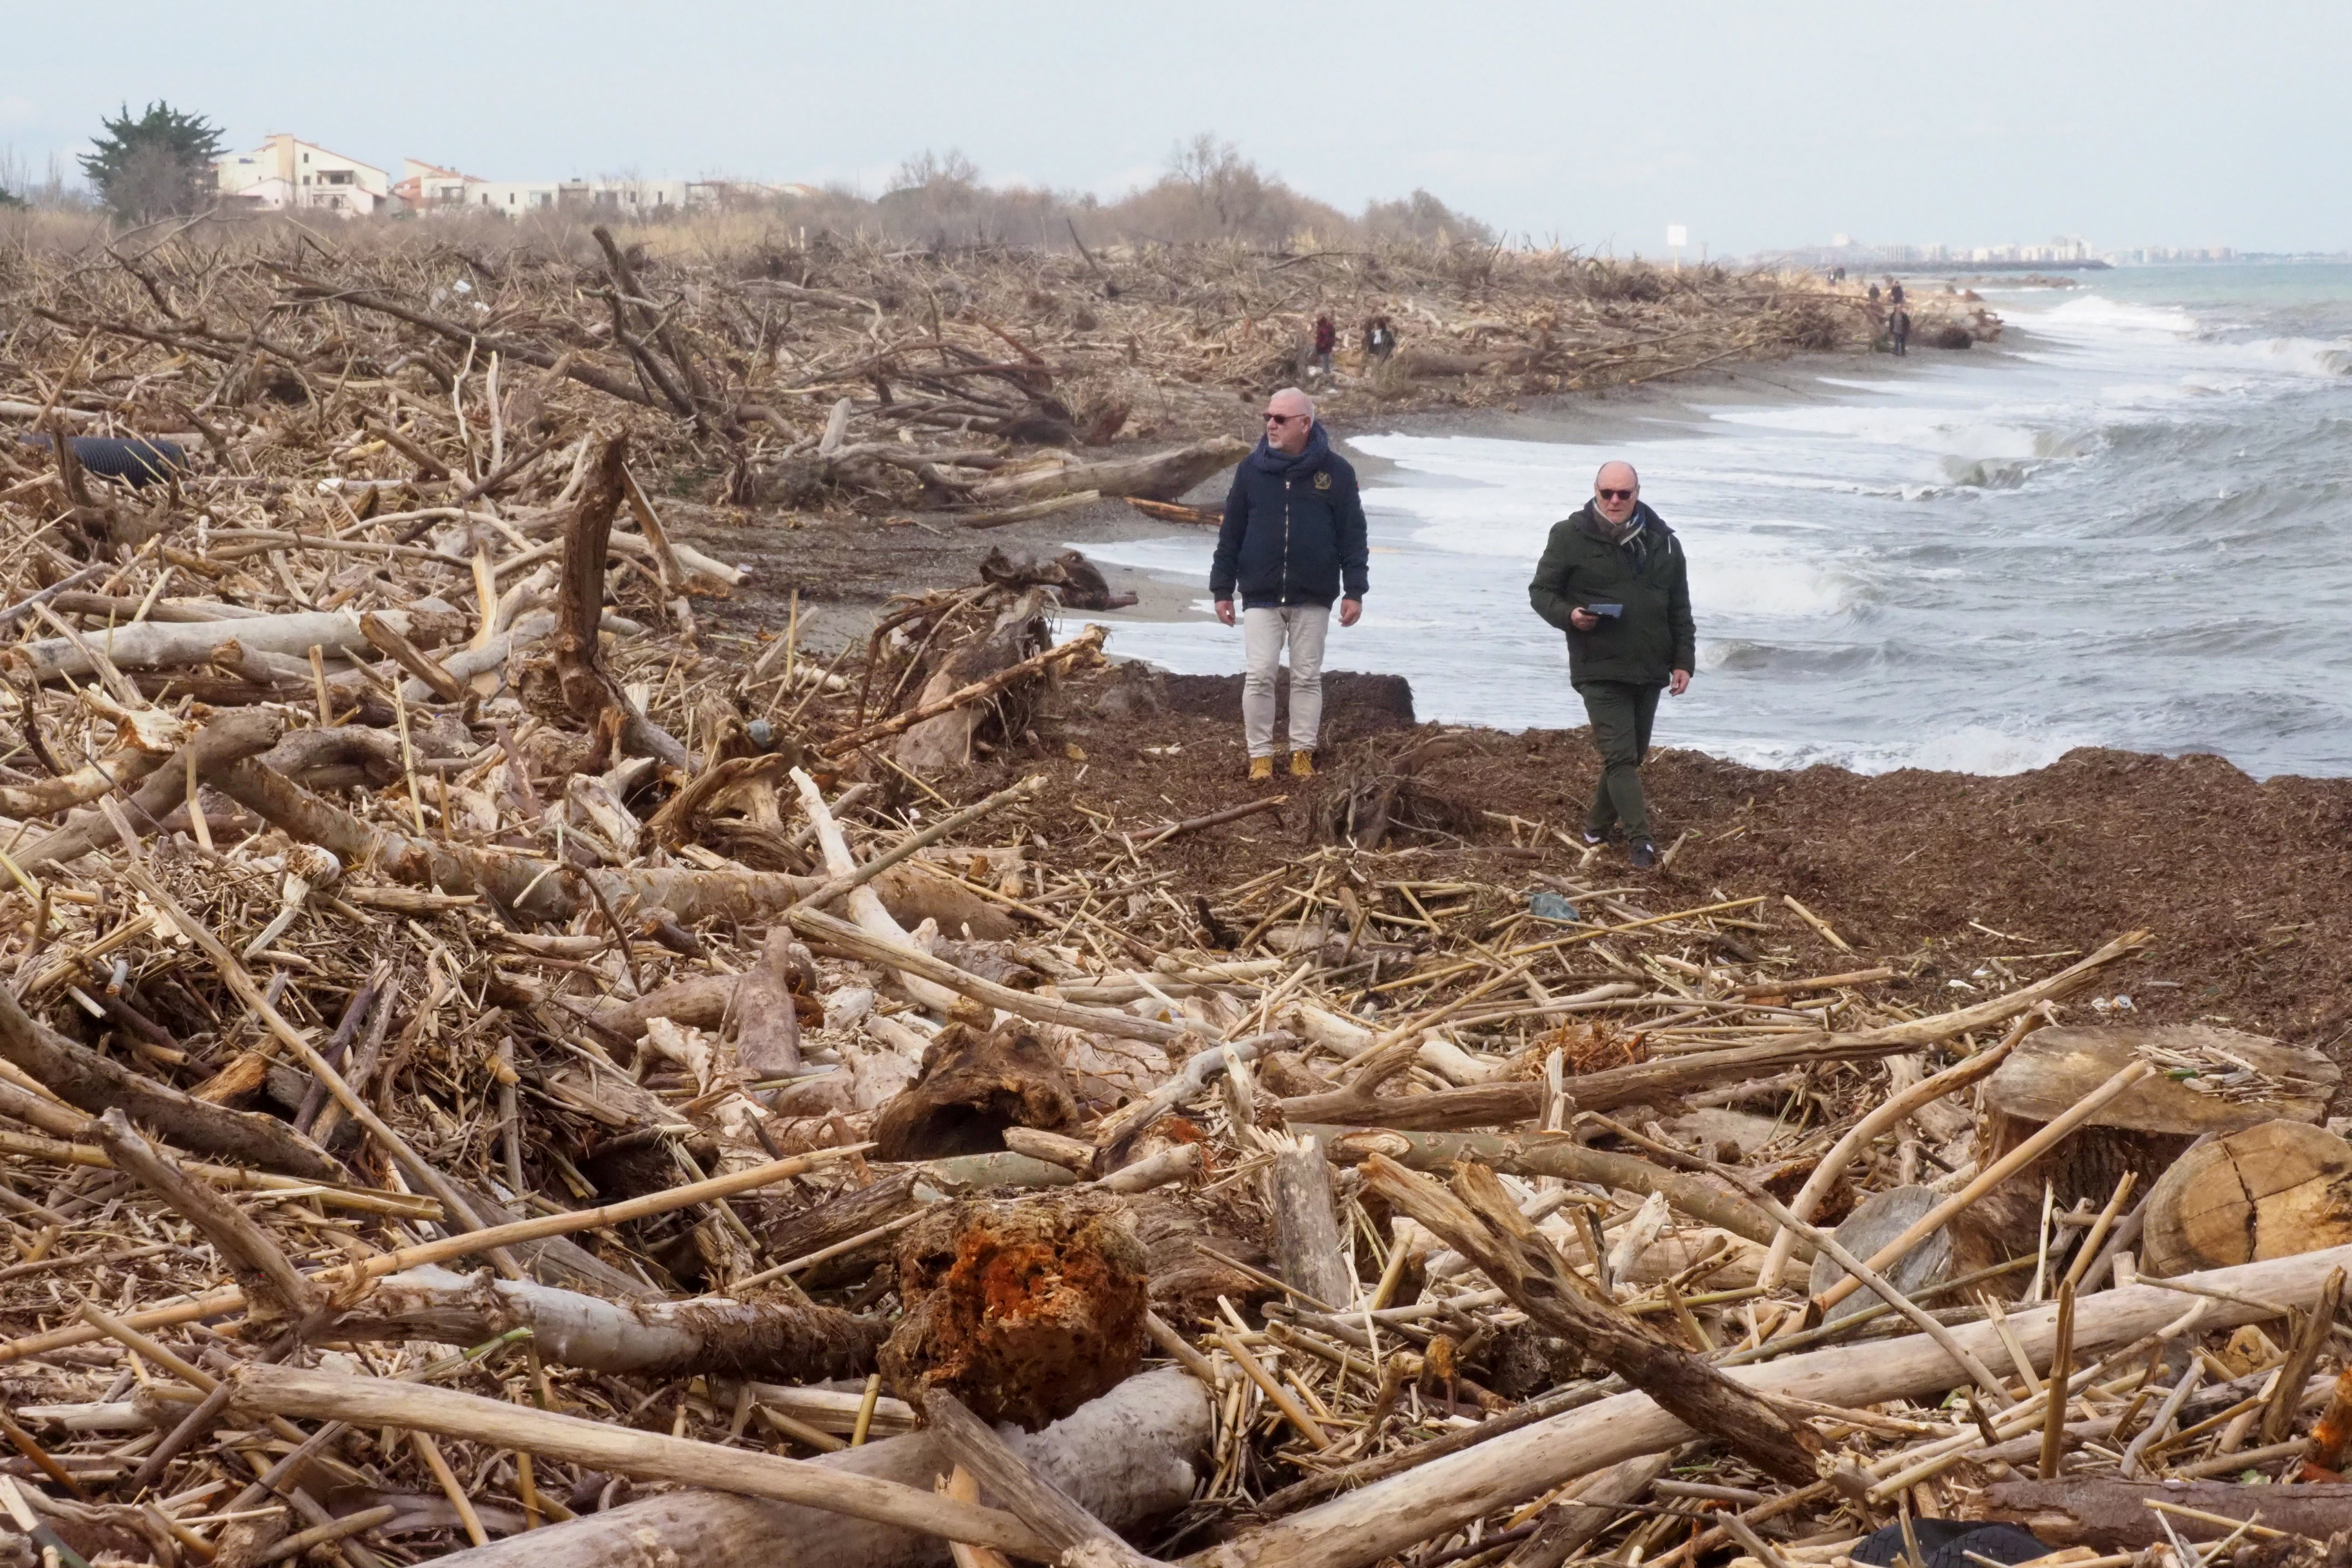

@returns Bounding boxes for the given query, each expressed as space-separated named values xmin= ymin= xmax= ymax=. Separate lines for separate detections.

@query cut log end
xmin=2144 ymin=1118 xmax=2352 ymax=1278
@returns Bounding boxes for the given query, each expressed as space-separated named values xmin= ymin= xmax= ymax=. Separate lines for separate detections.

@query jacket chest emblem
xmin=1313 ymin=470 xmax=1332 ymax=491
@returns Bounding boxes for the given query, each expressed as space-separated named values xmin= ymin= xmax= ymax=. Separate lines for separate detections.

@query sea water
xmin=1081 ymin=265 xmax=2352 ymax=778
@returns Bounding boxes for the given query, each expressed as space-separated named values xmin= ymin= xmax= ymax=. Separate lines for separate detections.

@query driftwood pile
xmin=0 ymin=224 xmax=2342 ymax=1568
xmin=0 ymin=214 xmax=1904 ymax=530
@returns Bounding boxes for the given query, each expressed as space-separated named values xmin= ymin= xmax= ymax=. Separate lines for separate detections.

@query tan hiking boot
xmin=1248 ymin=755 xmax=1275 ymax=782
xmin=1289 ymin=752 xmax=1316 ymax=778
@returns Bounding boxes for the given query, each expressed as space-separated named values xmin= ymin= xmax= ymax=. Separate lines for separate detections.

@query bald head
xmin=1593 ymin=461 xmax=1641 ymax=526
xmin=1264 ymin=387 xmax=1317 ymax=456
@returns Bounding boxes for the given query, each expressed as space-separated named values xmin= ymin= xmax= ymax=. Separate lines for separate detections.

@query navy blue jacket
xmin=1209 ymin=425 xmax=1370 ymax=609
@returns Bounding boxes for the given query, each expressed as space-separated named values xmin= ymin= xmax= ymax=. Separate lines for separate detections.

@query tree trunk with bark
xmin=550 ymin=433 xmax=688 ymax=769
xmin=882 ymin=1192 xmax=1151 ymax=1431
xmin=0 ymin=984 xmax=335 ymax=1180
xmin=21 ymin=708 xmax=284 ymax=871
xmin=1264 ymin=1134 xmax=1355 ymax=1311
xmin=7 ymin=607 xmax=464 ymax=683
xmin=331 ymin=1264 xmax=885 ymax=1380
xmin=962 ymin=437 xmax=1247 ymax=506
xmin=1981 ymin=1479 xmax=2352 ymax=1548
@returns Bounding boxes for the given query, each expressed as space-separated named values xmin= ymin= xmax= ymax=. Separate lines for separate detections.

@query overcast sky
xmin=5 ymin=0 xmax=2344 ymax=256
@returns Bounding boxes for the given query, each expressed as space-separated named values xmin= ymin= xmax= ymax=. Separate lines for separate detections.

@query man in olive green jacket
xmin=1527 ymin=461 xmax=1696 ymax=869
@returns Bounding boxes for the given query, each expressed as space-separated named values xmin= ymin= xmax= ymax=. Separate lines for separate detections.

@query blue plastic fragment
xmin=1528 ymin=891 xmax=1579 ymax=924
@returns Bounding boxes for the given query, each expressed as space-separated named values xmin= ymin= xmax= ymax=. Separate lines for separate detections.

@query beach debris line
xmin=0 ymin=235 xmax=2342 ymax=1568
xmin=0 ymin=213 xmax=1984 ymax=537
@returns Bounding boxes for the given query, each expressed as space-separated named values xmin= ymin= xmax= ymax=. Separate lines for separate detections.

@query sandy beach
xmin=681 ymin=338 xmax=1958 ymax=656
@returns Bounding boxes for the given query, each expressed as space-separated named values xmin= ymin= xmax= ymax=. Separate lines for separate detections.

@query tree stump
xmin=880 ymin=1191 xmax=1149 ymax=1430
xmin=2142 ymin=1119 xmax=2352 ymax=1277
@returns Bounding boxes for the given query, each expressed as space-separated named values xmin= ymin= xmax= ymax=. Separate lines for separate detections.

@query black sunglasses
xmin=1264 ymin=412 xmax=1305 ymax=424
xmin=1597 ymin=487 xmax=1636 ymax=501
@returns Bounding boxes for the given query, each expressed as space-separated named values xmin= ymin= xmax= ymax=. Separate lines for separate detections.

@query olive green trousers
xmin=1578 ymin=679 xmax=1664 ymax=840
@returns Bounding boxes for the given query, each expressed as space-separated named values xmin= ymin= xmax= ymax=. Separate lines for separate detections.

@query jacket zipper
xmin=1281 ymin=478 xmax=1292 ymax=606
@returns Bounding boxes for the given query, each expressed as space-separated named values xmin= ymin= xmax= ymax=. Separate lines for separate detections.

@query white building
xmin=213 ymin=134 xmax=393 ymax=215
xmin=427 ymin=170 xmax=803 ymax=217
xmin=394 ymin=159 xmax=485 ymax=209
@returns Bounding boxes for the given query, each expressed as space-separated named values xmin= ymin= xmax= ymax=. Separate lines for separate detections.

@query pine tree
xmin=79 ymin=102 xmax=225 ymax=222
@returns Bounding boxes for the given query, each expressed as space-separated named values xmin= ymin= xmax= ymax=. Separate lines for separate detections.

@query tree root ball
xmin=871 ymin=1022 xmax=1080 ymax=1161
xmin=880 ymin=1191 xmax=1149 ymax=1430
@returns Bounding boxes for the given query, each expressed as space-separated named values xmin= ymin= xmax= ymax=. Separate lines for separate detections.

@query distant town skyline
xmin=7 ymin=0 xmax=2351 ymax=256
xmin=1750 ymin=235 xmax=2275 ymax=269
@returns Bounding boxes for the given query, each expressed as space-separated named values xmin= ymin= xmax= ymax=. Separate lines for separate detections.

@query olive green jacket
xmin=1528 ymin=502 xmax=1696 ymax=686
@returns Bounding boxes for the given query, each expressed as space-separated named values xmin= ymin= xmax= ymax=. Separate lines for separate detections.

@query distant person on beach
xmin=1365 ymin=315 xmax=1397 ymax=363
xmin=1890 ymin=305 xmax=1911 ymax=356
xmin=1527 ymin=461 xmax=1695 ymax=870
xmin=1886 ymin=276 xmax=1906 ymax=307
xmin=1868 ymin=281 xmax=1881 ymax=306
xmin=1211 ymin=387 xmax=1367 ymax=781
xmin=1311 ymin=314 xmax=1337 ymax=379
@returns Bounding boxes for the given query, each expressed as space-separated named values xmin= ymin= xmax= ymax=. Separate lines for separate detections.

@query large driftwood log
xmin=0 ymin=746 xmax=171 ymax=819
xmin=924 ymin=1389 xmax=1171 ymax=1568
xmin=756 ymin=1168 xmax=923 ymax=1282
xmin=732 ymin=927 xmax=808 ymax=1083
xmin=425 ymin=1368 xmax=1208 ymax=1568
xmin=330 ymin=1264 xmax=885 ymax=1380
xmin=1193 ymin=1240 xmax=2352 ymax=1568
xmin=6 ymin=606 xmax=463 ymax=682
xmin=1975 ymin=1026 xmax=2339 ymax=1263
xmin=2142 ymin=1119 xmax=2352 ymax=1277
xmin=260 ymin=722 xmax=473 ymax=790
xmin=894 ymin=588 xmax=1053 ymax=774
xmin=821 ymin=624 xmax=1107 ymax=759
xmin=0 ymin=982 xmax=336 ymax=1179
xmin=962 ymin=436 xmax=1247 ymax=506
xmin=1984 ymin=1024 xmax=2336 ymax=1136
xmin=1360 ymin=1155 xmax=1823 ymax=1487
xmin=202 ymin=748 xmax=837 ymax=926
xmin=227 ymin=1360 xmax=1049 ymax=1556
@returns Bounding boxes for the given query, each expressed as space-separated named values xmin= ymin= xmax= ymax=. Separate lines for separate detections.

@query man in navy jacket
xmin=1210 ymin=387 xmax=1368 ymax=779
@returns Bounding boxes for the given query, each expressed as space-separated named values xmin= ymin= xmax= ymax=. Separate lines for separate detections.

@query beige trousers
xmin=1242 ymin=603 xmax=1329 ymax=758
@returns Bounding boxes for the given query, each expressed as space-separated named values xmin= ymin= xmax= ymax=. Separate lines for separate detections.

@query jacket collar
xmin=1249 ymin=421 xmax=1331 ymax=478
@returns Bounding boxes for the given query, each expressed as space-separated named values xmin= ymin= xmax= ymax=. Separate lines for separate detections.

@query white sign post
xmin=1666 ymin=224 xmax=1689 ymax=270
